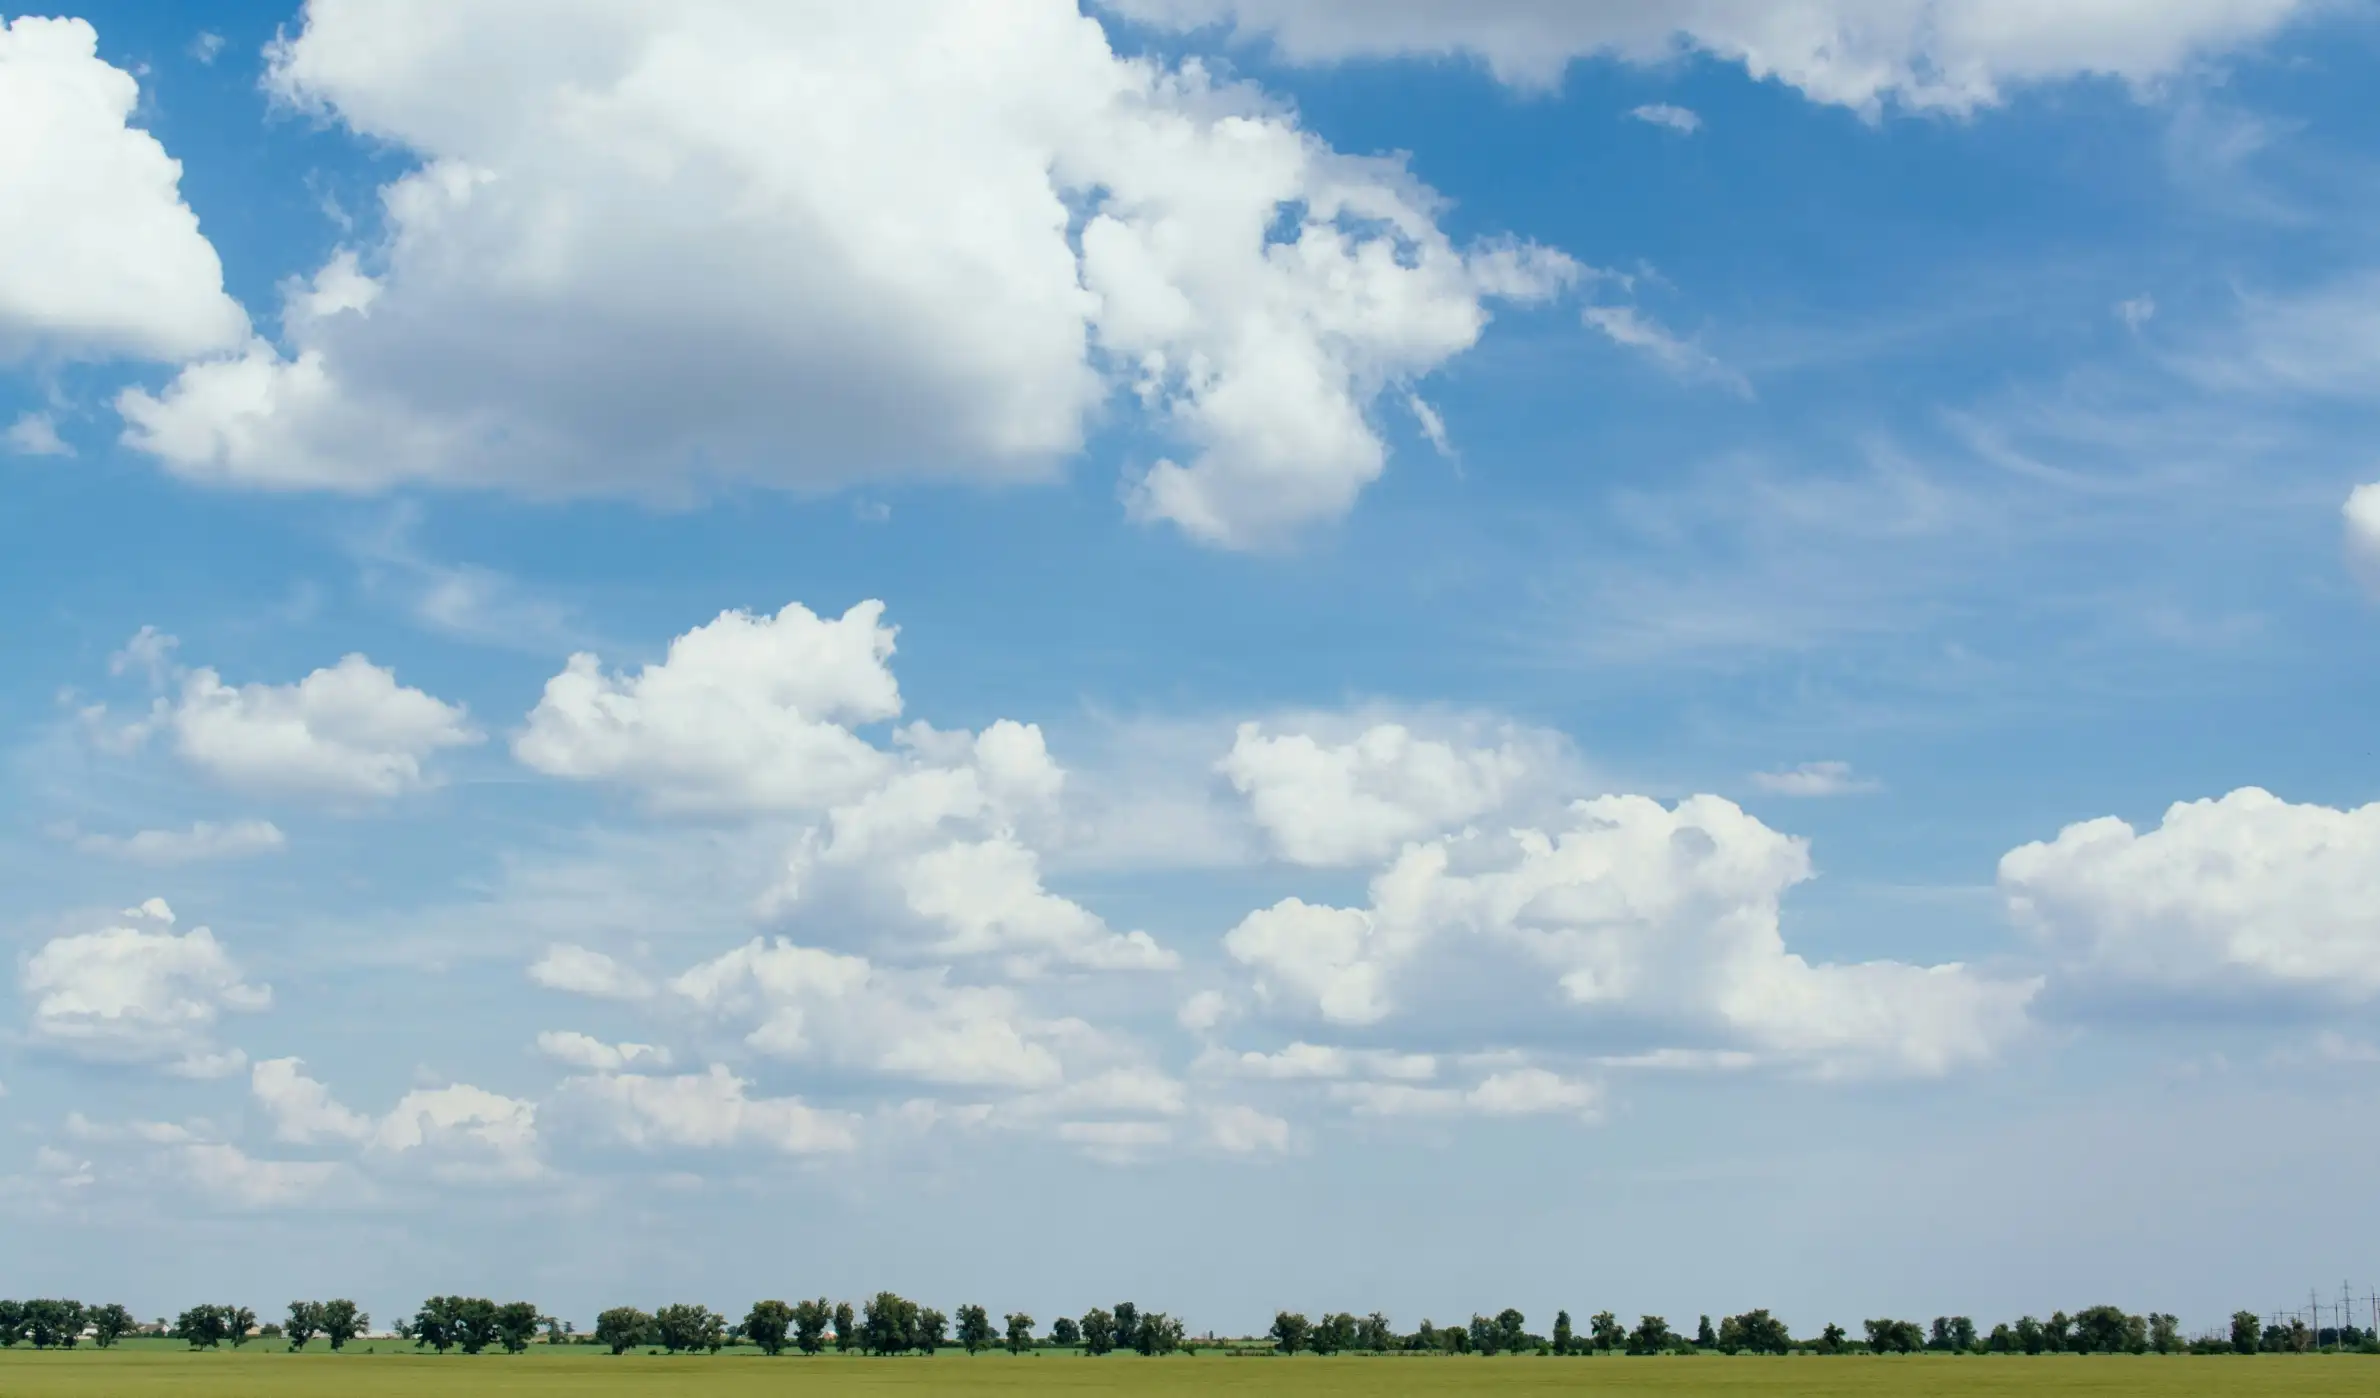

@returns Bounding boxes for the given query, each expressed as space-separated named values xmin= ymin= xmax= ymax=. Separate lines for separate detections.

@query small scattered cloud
xmin=5 ymin=412 xmax=72 ymax=457
xmin=1583 ymin=305 xmax=1750 ymax=397
xmin=851 ymin=499 xmax=892 ymax=523
xmin=188 ymin=32 xmax=225 ymax=65
xmin=1406 ymin=395 xmax=1453 ymax=460
xmin=2115 ymin=295 xmax=2156 ymax=331
xmin=1749 ymin=760 xmax=1883 ymax=797
xmin=1629 ymin=103 xmax=1702 ymax=134
xmin=2344 ymin=483 xmax=2380 ymax=594
xmin=69 ymin=819 xmax=286 ymax=864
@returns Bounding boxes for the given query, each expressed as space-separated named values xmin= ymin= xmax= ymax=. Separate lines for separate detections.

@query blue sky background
xmin=4 ymin=0 xmax=2379 ymax=1338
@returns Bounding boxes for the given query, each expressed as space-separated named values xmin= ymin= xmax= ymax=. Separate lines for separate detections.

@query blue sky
xmin=5 ymin=0 xmax=2380 ymax=1338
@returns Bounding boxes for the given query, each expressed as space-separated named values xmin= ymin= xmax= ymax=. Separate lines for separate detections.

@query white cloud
xmin=0 ymin=17 xmax=248 ymax=362
xmin=1582 ymin=304 xmax=1750 ymax=396
xmin=189 ymin=31 xmax=225 ymax=65
xmin=5 ymin=410 xmax=71 ymax=456
xmin=2116 ymin=294 xmax=2156 ymax=330
xmin=1749 ymin=760 xmax=1882 ymax=797
xmin=535 ymin=1030 xmax=671 ymax=1073
xmin=528 ymin=944 xmax=655 ymax=1002
xmin=2344 ymin=483 xmax=2380 ymax=594
xmin=1629 ymin=102 xmax=1701 ymax=133
xmin=1331 ymin=1067 xmax=1600 ymax=1119
xmin=21 ymin=900 xmax=268 ymax=1075
xmin=559 ymin=1064 xmax=856 ymax=1155
xmin=1056 ymin=1119 xmax=1173 ymax=1163
xmin=1206 ymin=1040 xmax=1438 ymax=1082
xmin=371 ymin=1083 xmax=541 ymax=1181
xmin=180 ymin=1142 xmax=347 ymax=1209
xmin=1177 ymin=989 xmax=1231 ymax=1032
xmin=1204 ymin=1103 xmax=1291 ymax=1153
xmin=516 ymin=601 xmax=901 ymax=814
xmin=71 ymin=819 xmax=287 ymax=864
xmin=1232 ymin=794 xmax=2036 ymax=1075
xmin=128 ymin=650 xmax=480 ymax=800
xmin=1111 ymin=0 xmax=2312 ymax=113
xmin=1220 ymin=720 xmax=1541 ymax=866
xmin=2001 ymin=787 xmax=2380 ymax=1000
xmin=114 ymin=1 xmax=1569 ymax=548
xmin=250 ymin=1057 xmax=374 ymax=1144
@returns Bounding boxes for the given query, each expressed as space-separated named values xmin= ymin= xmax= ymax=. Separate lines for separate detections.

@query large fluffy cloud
xmin=1225 ymin=793 xmax=2037 ymax=1076
xmin=1113 ymin=0 xmax=2311 ymax=113
xmin=1219 ymin=720 xmax=1542 ymax=866
xmin=20 ymin=899 xmax=269 ymax=1077
xmin=555 ymin=1064 xmax=857 ymax=1156
xmin=113 ymin=0 xmax=1571 ymax=546
xmin=2000 ymin=787 xmax=2380 ymax=999
xmin=0 ymin=17 xmax=247 ymax=361
xmin=250 ymin=1058 xmax=541 ymax=1181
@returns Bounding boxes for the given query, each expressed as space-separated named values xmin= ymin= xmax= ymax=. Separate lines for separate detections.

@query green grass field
xmin=0 ymin=1349 xmax=2370 ymax=1396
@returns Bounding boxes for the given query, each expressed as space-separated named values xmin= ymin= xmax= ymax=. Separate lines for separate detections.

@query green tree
xmin=494 ymin=1301 xmax=541 ymax=1354
xmin=1719 ymin=1310 xmax=1791 ymax=1355
xmin=24 ymin=1300 xmax=86 ymax=1349
xmin=1134 ymin=1312 xmax=1184 ymax=1355
xmin=227 ymin=1306 xmax=258 ymax=1347
xmin=1626 ymin=1316 xmax=1675 ymax=1356
xmin=1589 ymin=1311 xmax=1626 ymax=1353
xmin=911 ymin=1306 xmax=947 ymax=1353
xmin=1049 ymin=1316 xmax=1080 ymax=1348
xmin=860 ymin=1292 xmax=917 ymax=1356
xmin=2148 ymin=1313 xmax=2181 ymax=1354
xmin=2015 ymin=1315 xmax=2045 ymax=1354
xmin=1496 ymin=1309 xmax=1530 ymax=1354
xmin=410 ymin=1298 xmax=456 ymax=1354
xmin=2230 ymin=1311 xmax=2261 ymax=1355
xmin=2043 ymin=1311 xmax=2073 ymax=1352
xmin=791 ymin=1299 xmax=832 ymax=1355
xmin=653 ymin=1303 xmax=725 ymax=1354
xmin=595 ymin=1307 xmax=653 ymax=1355
xmin=1950 ymin=1317 xmax=1979 ymax=1352
xmin=1986 ymin=1322 xmax=2015 ymax=1353
xmin=1359 ymin=1312 xmax=1394 ymax=1352
xmin=1003 ymin=1312 xmax=1035 ymax=1354
xmin=833 ymin=1302 xmax=857 ymax=1353
xmin=744 ymin=1300 xmax=794 ymax=1356
xmin=1268 ymin=1311 xmax=1309 ymax=1356
xmin=956 ymin=1304 xmax=994 ymax=1354
xmin=1863 ymin=1319 xmax=1922 ymax=1354
xmin=0 ymin=1301 xmax=23 ymax=1347
xmin=88 ymin=1304 xmax=135 ymax=1349
xmin=318 ymin=1300 xmax=367 ymax=1351
xmin=174 ymin=1305 xmax=230 ymax=1350
xmin=1552 ymin=1309 xmax=1574 ymax=1355
xmin=1817 ymin=1323 xmax=1847 ymax=1355
xmin=1080 ymin=1307 xmax=1117 ymax=1356
xmin=1696 ymin=1315 xmax=1716 ymax=1349
xmin=452 ymin=1298 xmax=500 ymax=1354
xmin=286 ymin=1301 xmax=321 ymax=1350
xmin=1113 ymin=1301 xmax=1140 ymax=1353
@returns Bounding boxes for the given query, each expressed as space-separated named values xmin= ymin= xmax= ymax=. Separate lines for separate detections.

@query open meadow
xmin=0 ymin=1350 xmax=2371 ymax=1397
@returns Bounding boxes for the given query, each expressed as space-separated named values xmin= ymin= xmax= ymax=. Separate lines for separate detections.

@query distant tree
xmin=1134 ymin=1312 xmax=1184 ymax=1356
xmin=227 ymin=1306 xmax=258 ymax=1348
xmin=24 ymin=1300 xmax=86 ymax=1349
xmin=89 ymin=1304 xmax=135 ymax=1349
xmin=286 ymin=1302 xmax=321 ymax=1350
xmin=1589 ymin=1311 xmax=1625 ymax=1353
xmin=1308 ymin=1312 xmax=1348 ymax=1356
xmin=1986 ymin=1323 xmax=2015 ymax=1354
xmin=410 ymin=1298 xmax=456 ymax=1354
xmin=744 ymin=1300 xmax=794 ymax=1356
xmin=595 ymin=1307 xmax=653 ymax=1355
xmin=452 ymin=1299 xmax=500 ymax=1355
xmin=1817 ymin=1323 xmax=1847 ymax=1355
xmin=318 ymin=1300 xmax=367 ymax=1351
xmin=1113 ymin=1302 xmax=1140 ymax=1353
xmin=1496 ymin=1309 xmax=1530 ymax=1355
xmin=175 ymin=1305 xmax=231 ymax=1350
xmin=1003 ymin=1312 xmax=1035 ymax=1354
xmin=1553 ymin=1310 xmax=1575 ymax=1355
xmin=1080 ymin=1308 xmax=1117 ymax=1356
xmin=2015 ymin=1316 xmax=2045 ymax=1355
xmin=1929 ymin=1318 xmax=1954 ymax=1351
xmin=1360 ymin=1312 xmax=1394 ymax=1353
xmin=1863 ymin=1319 xmax=1922 ymax=1355
xmin=495 ymin=1301 xmax=542 ymax=1354
xmin=1696 ymin=1315 xmax=1716 ymax=1349
xmin=1268 ymin=1311 xmax=1309 ymax=1356
xmin=2043 ymin=1311 xmax=2073 ymax=1353
xmin=1626 ymin=1316 xmax=1675 ymax=1356
xmin=2230 ymin=1312 xmax=2261 ymax=1355
xmin=956 ymin=1304 xmax=994 ymax=1355
xmin=2148 ymin=1314 xmax=2181 ymax=1354
xmin=1049 ymin=1316 xmax=1080 ymax=1348
xmin=833 ymin=1302 xmax=857 ymax=1353
xmin=1469 ymin=1314 xmax=1498 ymax=1356
xmin=1950 ymin=1317 xmax=1978 ymax=1353
xmin=1719 ymin=1310 xmax=1791 ymax=1356
xmin=791 ymin=1299 xmax=832 ymax=1355
xmin=0 ymin=1301 xmax=23 ymax=1348
xmin=860 ymin=1293 xmax=917 ymax=1356
xmin=912 ymin=1306 xmax=948 ymax=1354
xmin=654 ymin=1304 xmax=725 ymax=1354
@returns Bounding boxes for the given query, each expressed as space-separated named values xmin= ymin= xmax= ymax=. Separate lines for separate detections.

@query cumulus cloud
xmin=1220 ymin=720 xmax=1542 ymax=866
xmin=247 ymin=1057 xmax=540 ymax=1181
xmin=70 ymin=819 xmax=287 ymax=864
xmin=1332 ymin=1066 xmax=1601 ymax=1120
xmin=528 ymin=944 xmax=655 ymax=1002
xmin=250 ymin=1057 xmax=373 ymax=1145
xmin=1229 ymin=794 xmax=2036 ymax=1075
xmin=1629 ymin=102 xmax=1701 ymax=133
xmin=2001 ymin=787 xmax=2380 ymax=1000
xmin=535 ymin=1030 xmax=671 ymax=1073
xmin=21 ymin=899 xmax=268 ymax=1076
xmin=1204 ymin=1040 xmax=1438 ymax=1082
xmin=113 ymin=0 xmax=1570 ymax=547
xmin=0 ymin=17 xmax=248 ymax=362
xmin=2345 ymin=483 xmax=2380 ymax=593
xmin=1110 ymin=0 xmax=2312 ymax=113
xmin=5 ymin=411 xmax=72 ymax=456
xmin=179 ymin=1142 xmax=348 ymax=1209
xmin=1204 ymin=1103 xmax=1291 ymax=1153
xmin=557 ymin=1064 xmax=856 ymax=1156
xmin=1749 ymin=760 xmax=1881 ymax=797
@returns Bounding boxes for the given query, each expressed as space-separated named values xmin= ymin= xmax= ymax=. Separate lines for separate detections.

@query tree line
xmin=3 ymin=1293 xmax=2371 ymax=1356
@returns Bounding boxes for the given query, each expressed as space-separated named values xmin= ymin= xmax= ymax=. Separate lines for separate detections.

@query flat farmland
xmin=0 ymin=1351 xmax=2371 ymax=1396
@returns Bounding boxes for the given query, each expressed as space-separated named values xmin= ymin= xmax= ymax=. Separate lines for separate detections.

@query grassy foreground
xmin=0 ymin=1350 xmax=2373 ymax=1396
